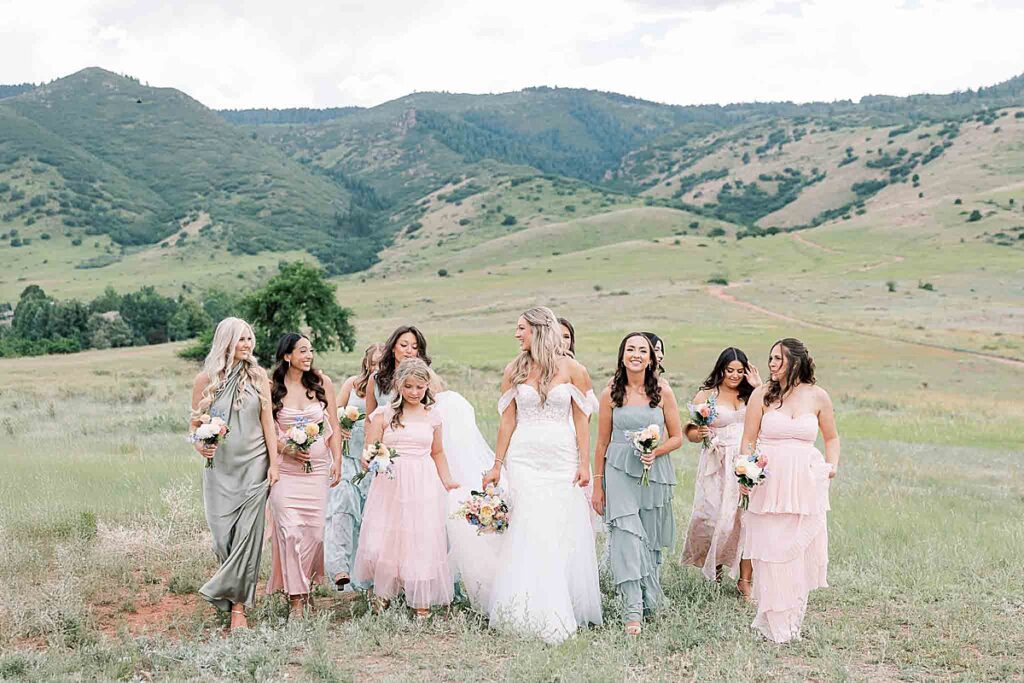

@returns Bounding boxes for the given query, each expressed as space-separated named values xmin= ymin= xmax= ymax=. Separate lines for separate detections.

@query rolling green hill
xmin=2 ymin=66 xmax=1023 ymax=327
xmin=0 ymin=68 xmax=386 ymax=275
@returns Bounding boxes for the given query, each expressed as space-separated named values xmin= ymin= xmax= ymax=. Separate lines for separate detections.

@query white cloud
xmin=0 ymin=0 xmax=1020 ymax=108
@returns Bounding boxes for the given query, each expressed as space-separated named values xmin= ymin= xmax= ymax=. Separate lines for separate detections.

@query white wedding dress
xmin=451 ymin=382 xmax=602 ymax=644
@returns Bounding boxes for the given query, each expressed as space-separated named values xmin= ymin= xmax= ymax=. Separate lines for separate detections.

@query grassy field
xmin=1 ymin=221 xmax=1022 ymax=681
xmin=2 ymin=99 xmax=1024 ymax=677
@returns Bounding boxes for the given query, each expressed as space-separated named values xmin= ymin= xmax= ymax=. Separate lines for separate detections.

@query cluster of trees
xmin=0 ymin=285 xmax=209 ymax=357
xmin=1 ymin=262 xmax=355 ymax=363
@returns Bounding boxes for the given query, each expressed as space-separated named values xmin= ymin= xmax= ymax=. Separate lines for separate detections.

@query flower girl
xmin=352 ymin=358 xmax=459 ymax=616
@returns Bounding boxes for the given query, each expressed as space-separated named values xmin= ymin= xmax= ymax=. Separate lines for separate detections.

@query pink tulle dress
xmin=680 ymin=402 xmax=746 ymax=580
xmin=741 ymin=411 xmax=832 ymax=643
xmin=353 ymin=405 xmax=453 ymax=608
xmin=267 ymin=404 xmax=332 ymax=596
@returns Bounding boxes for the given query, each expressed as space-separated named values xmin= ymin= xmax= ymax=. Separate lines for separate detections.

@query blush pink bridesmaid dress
xmin=266 ymin=404 xmax=332 ymax=596
xmin=353 ymin=406 xmax=452 ymax=609
xmin=680 ymin=402 xmax=746 ymax=580
xmin=741 ymin=411 xmax=832 ymax=643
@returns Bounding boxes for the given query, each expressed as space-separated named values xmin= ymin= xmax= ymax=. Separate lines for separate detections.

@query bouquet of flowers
xmin=734 ymin=448 xmax=768 ymax=510
xmin=629 ymin=423 xmax=662 ymax=487
xmin=338 ymin=405 xmax=366 ymax=457
xmin=687 ymin=394 xmax=719 ymax=449
xmin=352 ymin=441 xmax=400 ymax=485
xmin=283 ymin=418 xmax=324 ymax=473
xmin=191 ymin=413 xmax=229 ymax=468
xmin=451 ymin=484 xmax=510 ymax=535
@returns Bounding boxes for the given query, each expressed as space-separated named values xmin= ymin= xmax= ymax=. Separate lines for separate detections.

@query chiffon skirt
xmin=741 ymin=438 xmax=832 ymax=643
xmin=353 ymin=454 xmax=452 ymax=608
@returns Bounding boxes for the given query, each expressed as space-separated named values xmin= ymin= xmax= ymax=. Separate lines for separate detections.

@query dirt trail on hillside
xmin=790 ymin=232 xmax=839 ymax=254
xmin=706 ymin=285 xmax=1024 ymax=369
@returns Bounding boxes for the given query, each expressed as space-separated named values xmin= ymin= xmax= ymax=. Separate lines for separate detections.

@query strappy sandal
xmin=229 ymin=605 xmax=248 ymax=630
xmin=737 ymin=578 xmax=753 ymax=602
xmin=414 ymin=608 xmax=430 ymax=620
xmin=624 ymin=621 xmax=642 ymax=636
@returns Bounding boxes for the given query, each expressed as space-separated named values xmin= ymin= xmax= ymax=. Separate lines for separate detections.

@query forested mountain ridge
xmin=2 ymin=66 xmax=1023 ymax=295
xmin=0 ymin=68 xmax=385 ymax=275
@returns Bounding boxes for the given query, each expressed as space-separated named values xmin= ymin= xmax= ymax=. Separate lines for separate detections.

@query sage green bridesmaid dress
xmin=199 ymin=364 xmax=271 ymax=611
xmin=603 ymin=404 xmax=675 ymax=624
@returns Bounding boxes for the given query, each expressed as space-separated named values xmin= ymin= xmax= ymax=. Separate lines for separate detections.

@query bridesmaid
xmin=739 ymin=338 xmax=839 ymax=643
xmin=353 ymin=358 xmax=459 ymax=617
xmin=591 ymin=332 xmax=683 ymax=635
xmin=325 ymin=342 xmax=384 ymax=589
xmin=558 ymin=316 xmax=599 ymax=415
xmin=644 ymin=332 xmax=666 ymax=376
xmin=189 ymin=317 xmax=278 ymax=630
xmin=267 ymin=333 xmax=343 ymax=617
xmin=680 ymin=348 xmax=761 ymax=594
xmin=365 ymin=325 xmax=430 ymax=415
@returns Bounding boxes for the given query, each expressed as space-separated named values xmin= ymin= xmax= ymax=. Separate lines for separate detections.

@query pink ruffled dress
xmin=680 ymin=403 xmax=746 ymax=580
xmin=353 ymin=406 xmax=452 ymax=608
xmin=267 ymin=404 xmax=332 ymax=596
xmin=741 ymin=411 xmax=832 ymax=643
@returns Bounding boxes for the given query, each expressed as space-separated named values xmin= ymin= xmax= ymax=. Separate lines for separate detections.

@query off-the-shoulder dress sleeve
xmin=566 ymin=384 xmax=594 ymax=417
xmin=584 ymin=389 xmax=600 ymax=416
xmin=497 ymin=387 xmax=517 ymax=415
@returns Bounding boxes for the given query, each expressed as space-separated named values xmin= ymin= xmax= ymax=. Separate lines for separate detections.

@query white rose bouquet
xmin=734 ymin=448 xmax=768 ymax=510
xmin=352 ymin=441 xmax=400 ymax=485
xmin=629 ymin=423 xmax=662 ymax=487
xmin=190 ymin=413 xmax=230 ymax=469
xmin=283 ymin=419 xmax=324 ymax=473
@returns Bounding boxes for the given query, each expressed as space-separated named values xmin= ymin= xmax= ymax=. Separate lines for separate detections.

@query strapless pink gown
xmin=266 ymin=404 xmax=332 ymax=596
xmin=353 ymin=406 xmax=452 ymax=608
xmin=742 ymin=411 xmax=832 ymax=643
xmin=680 ymin=404 xmax=746 ymax=580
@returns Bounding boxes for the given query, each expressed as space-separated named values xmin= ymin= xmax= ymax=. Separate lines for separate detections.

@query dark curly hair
xmin=610 ymin=332 xmax=662 ymax=408
xmin=701 ymin=347 xmax=755 ymax=404
xmin=271 ymin=333 xmax=328 ymax=419
xmin=375 ymin=325 xmax=431 ymax=398
xmin=763 ymin=338 xmax=816 ymax=409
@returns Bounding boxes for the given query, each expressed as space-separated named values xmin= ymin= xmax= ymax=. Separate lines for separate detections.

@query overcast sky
xmin=2 ymin=0 xmax=1022 ymax=109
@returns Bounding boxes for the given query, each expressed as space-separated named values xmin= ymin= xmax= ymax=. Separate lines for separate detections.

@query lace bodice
xmin=498 ymin=383 xmax=593 ymax=424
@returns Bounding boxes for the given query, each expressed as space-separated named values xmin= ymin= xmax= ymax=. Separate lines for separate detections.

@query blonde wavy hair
xmin=194 ymin=317 xmax=269 ymax=418
xmin=509 ymin=306 xmax=563 ymax=405
xmin=388 ymin=357 xmax=435 ymax=429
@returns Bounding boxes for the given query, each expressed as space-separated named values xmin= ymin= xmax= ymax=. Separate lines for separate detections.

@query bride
xmin=464 ymin=306 xmax=603 ymax=644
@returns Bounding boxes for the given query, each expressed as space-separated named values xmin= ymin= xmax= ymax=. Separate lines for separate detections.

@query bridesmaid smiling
xmin=267 ymin=333 xmax=343 ymax=618
xmin=190 ymin=317 xmax=279 ymax=630
xmin=591 ymin=332 xmax=683 ymax=636
xmin=680 ymin=347 xmax=761 ymax=595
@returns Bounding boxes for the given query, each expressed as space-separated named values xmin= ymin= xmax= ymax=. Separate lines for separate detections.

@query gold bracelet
xmin=593 ymin=474 xmax=605 ymax=479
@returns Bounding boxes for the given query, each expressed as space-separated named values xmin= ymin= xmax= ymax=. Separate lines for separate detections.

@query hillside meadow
xmin=1 ymin=225 xmax=1022 ymax=680
xmin=1 ymin=67 xmax=1023 ymax=681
